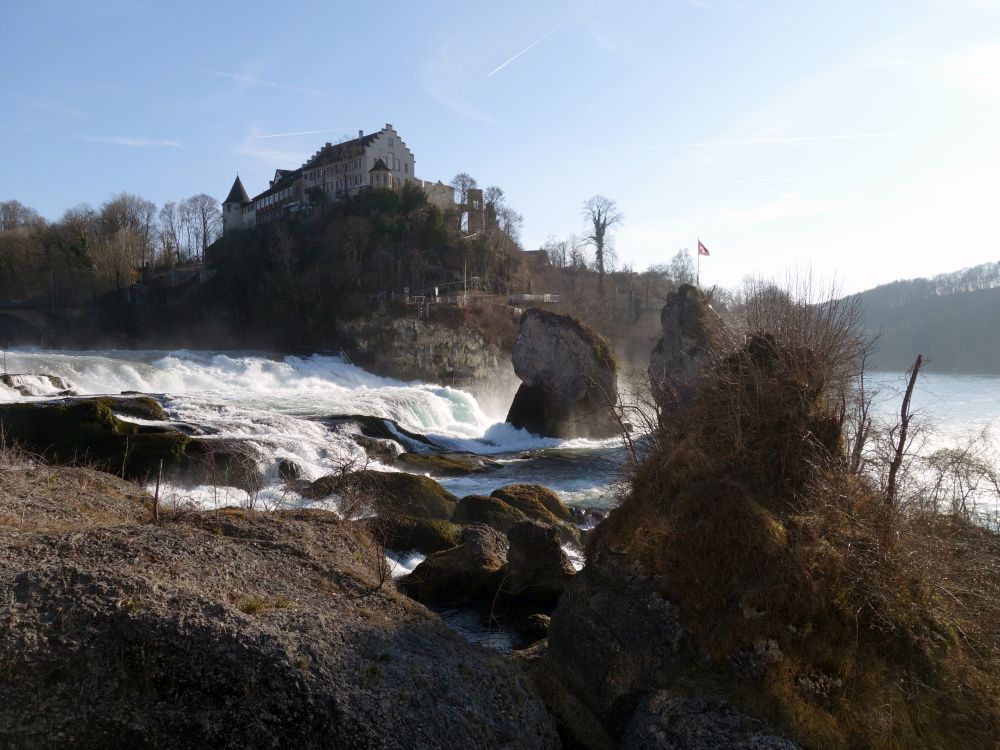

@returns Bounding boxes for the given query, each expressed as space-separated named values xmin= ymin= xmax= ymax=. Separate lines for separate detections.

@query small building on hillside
xmin=222 ymin=124 xmax=454 ymax=234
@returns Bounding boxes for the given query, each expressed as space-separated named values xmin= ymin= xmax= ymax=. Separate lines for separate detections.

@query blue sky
xmin=3 ymin=0 xmax=999 ymax=292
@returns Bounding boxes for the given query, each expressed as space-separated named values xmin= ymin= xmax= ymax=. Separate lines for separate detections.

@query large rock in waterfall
xmin=505 ymin=308 xmax=619 ymax=439
xmin=648 ymin=284 xmax=724 ymax=424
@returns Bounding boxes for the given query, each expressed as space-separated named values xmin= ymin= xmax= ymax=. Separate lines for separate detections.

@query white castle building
xmin=222 ymin=124 xmax=454 ymax=234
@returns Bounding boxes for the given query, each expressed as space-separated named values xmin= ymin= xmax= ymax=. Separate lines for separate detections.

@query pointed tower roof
xmin=224 ymin=175 xmax=250 ymax=205
xmin=369 ymin=157 xmax=391 ymax=172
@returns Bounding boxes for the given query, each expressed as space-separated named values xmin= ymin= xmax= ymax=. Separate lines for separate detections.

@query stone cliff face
xmin=505 ymin=308 xmax=620 ymax=439
xmin=339 ymin=315 xmax=517 ymax=411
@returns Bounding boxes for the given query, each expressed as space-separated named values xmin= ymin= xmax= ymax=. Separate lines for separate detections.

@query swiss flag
xmin=697 ymin=239 xmax=710 ymax=257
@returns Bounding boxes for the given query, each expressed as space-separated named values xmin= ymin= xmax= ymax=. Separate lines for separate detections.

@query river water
xmin=0 ymin=349 xmax=625 ymax=514
xmin=1 ymin=350 xmax=997 ymax=518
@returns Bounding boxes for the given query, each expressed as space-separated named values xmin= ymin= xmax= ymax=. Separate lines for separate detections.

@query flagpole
xmin=697 ymin=238 xmax=700 ymax=288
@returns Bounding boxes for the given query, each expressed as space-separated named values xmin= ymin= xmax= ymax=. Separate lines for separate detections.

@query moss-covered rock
xmin=396 ymin=452 xmax=500 ymax=477
xmin=490 ymin=484 xmax=579 ymax=544
xmin=326 ymin=414 xmax=439 ymax=449
xmin=451 ymin=494 xmax=527 ymax=533
xmin=306 ymin=469 xmax=457 ymax=520
xmin=491 ymin=483 xmax=572 ymax=521
xmin=365 ymin=514 xmax=463 ymax=555
xmin=354 ymin=436 xmax=399 ymax=464
xmin=0 ymin=398 xmax=259 ymax=490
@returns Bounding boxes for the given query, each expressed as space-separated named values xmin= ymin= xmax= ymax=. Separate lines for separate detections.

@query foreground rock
xmin=621 ymin=693 xmax=803 ymax=750
xmin=398 ymin=524 xmax=509 ymax=603
xmin=400 ymin=518 xmax=577 ymax=634
xmin=506 ymin=308 xmax=619 ymax=439
xmin=0 ymin=397 xmax=261 ymax=490
xmin=502 ymin=521 xmax=576 ymax=607
xmin=0 ymin=467 xmax=560 ymax=749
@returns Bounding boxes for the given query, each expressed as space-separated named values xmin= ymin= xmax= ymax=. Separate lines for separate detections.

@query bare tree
xmin=158 ymin=202 xmax=182 ymax=267
xmin=668 ymin=249 xmax=695 ymax=286
xmin=582 ymin=195 xmax=623 ymax=296
xmin=0 ymin=201 xmax=43 ymax=232
xmin=100 ymin=193 xmax=157 ymax=269
xmin=885 ymin=354 xmax=924 ymax=512
xmin=542 ymin=235 xmax=568 ymax=268
xmin=450 ymin=172 xmax=477 ymax=232
xmin=183 ymin=194 xmax=222 ymax=260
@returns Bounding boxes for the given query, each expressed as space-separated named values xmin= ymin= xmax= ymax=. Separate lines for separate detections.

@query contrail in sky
xmin=255 ymin=129 xmax=345 ymax=139
xmin=650 ymin=133 xmax=895 ymax=148
xmin=487 ymin=24 xmax=565 ymax=77
xmin=74 ymin=134 xmax=184 ymax=148
xmin=197 ymin=67 xmax=325 ymax=96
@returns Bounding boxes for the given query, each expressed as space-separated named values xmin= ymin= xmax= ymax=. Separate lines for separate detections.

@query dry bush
xmin=597 ymin=276 xmax=1000 ymax=749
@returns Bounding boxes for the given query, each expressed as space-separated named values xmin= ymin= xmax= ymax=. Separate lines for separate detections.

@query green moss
xmin=307 ymin=469 xmax=457 ymax=520
xmin=0 ymin=398 xmax=254 ymax=487
xmin=491 ymin=483 xmax=572 ymax=522
xmin=451 ymin=495 xmax=527 ymax=533
xmin=489 ymin=484 xmax=579 ymax=544
xmin=395 ymin=452 xmax=499 ymax=477
xmin=367 ymin=514 xmax=463 ymax=554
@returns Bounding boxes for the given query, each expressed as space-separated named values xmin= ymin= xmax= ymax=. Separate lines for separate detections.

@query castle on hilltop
xmin=222 ymin=124 xmax=455 ymax=234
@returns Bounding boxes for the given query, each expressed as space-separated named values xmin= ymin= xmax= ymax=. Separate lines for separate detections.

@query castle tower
xmin=368 ymin=157 xmax=394 ymax=190
xmin=222 ymin=175 xmax=250 ymax=234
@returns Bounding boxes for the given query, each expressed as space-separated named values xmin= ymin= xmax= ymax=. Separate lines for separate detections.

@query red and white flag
xmin=698 ymin=239 xmax=710 ymax=257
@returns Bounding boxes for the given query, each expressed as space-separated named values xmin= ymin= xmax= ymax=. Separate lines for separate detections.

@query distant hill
xmin=852 ymin=261 xmax=1000 ymax=372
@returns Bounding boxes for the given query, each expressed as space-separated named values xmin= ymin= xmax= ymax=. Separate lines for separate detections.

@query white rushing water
xmin=0 ymin=349 xmax=624 ymax=511
xmin=5 ymin=349 xmax=996 ymax=517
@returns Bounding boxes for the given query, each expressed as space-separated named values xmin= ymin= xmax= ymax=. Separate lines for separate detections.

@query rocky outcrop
xmin=502 ymin=521 xmax=576 ymax=607
xmin=0 ymin=397 xmax=262 ymax=491
xmin=338 ymin=315 xmax=518 ymax=413
xmin=0 ymin=467 xmax=560 ymax=749
xmin=491 ymin=484 xmax=579 ymax=544
xmin=397 ymin=524 xmax=509 ymax=603
xmin=452 ymin=494 xmax=529 ymax=532
xmin=367 ymin=514 xmax=464 ymax=555
xmin=307 ymin=469 xmax=458 ymax=520
xmin=0 ymin=372 xmax=73 ymax=396
xmin=648 ymin=284 xmax=724 ymax=423
xmin=395 ymin=451 xmax=500 ymax=476
xmin=506 ymin=308 xmax=619 ymax=439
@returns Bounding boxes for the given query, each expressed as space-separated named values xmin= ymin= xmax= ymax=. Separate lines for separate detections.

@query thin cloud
xmin=487 ymin=24 xmax=565 ymax=77
xmin=235 ymin=130 xmax=309 ymax=165
xmin=422 ymin=42 xmax=496 ymax=125
xmin=650 ymin=133 xmax=895 ymax=149
xmin=74 ymin=135 xmax=185 ymax=148
xmin=720 ymin=191 xmax=826 ymax=223
xmin=198 ymin=67 xmax=325 ymax=96
xmin=31 ymin=101 xmax=90 ymax=120
xmin=255 ymin=129 xmax=346 ymax=140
